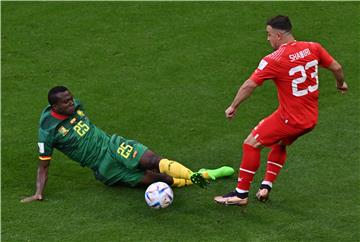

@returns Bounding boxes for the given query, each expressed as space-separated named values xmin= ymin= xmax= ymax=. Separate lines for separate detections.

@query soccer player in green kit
xmin=21 ymin=86 xmax=234 ymax=203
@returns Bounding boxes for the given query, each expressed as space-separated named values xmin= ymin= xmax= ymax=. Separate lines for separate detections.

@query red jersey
xmin=250 ymin=41 xmax=334 ymax=129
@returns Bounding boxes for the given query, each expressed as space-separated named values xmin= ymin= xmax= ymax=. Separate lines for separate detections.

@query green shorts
xmin=94 ymin=134 xmax=148 ymax=187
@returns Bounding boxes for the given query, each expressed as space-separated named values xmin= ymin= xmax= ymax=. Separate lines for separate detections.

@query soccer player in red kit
xmin=214 ymin=15 xmax=348 ymax=206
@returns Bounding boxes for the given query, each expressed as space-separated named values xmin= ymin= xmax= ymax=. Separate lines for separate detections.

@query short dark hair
xmin=267 ymin=15 xmax=292 ymax=32
xmin=48 ymin=86 xmax=69 ymax=105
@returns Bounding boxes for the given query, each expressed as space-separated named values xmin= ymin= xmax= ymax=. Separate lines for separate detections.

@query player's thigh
xmin=252 ymin=112 xmax=315 ymax=147
xmin=251 ymin=112 xmax=287 ymax=146
xmin=95 ymin=157 xmax=145 ymax=187
xmin=282 ymin=126 xmax=315 ymax=145
xmin=113 ymin=169 xmax=145 ymax=187
xmin=109 ymin=135 xmax=148 ymax=170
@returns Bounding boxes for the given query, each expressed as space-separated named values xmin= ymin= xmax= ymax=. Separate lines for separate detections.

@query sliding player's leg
xmin=139 ymin=150 xmax=208 ymax=188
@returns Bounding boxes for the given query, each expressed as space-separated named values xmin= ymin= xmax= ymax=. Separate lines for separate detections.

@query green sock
xmin=199 ymin=166 xmax=235 ymax=180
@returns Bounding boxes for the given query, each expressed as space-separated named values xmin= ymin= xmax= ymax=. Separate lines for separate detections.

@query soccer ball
xmin=145 ymin=182 xmax=174 ymax=209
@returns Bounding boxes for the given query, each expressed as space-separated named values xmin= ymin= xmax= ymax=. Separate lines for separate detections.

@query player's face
xmin=266 ymin=25 xmax=281 ymax=50
xmin=52 ymin=91 xmax=75 ymax=116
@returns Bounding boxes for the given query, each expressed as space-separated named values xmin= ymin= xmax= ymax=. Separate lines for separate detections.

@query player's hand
xmin=225 ymin=106 xmax=237 ymax=119
xmin=337 ymin=81 xmax=348 ymax=94
xmin=21 ymin=194 xmax=43 ymax=203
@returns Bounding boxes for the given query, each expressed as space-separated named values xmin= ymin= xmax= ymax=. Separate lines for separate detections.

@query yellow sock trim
xmin=172 ymin=178 xmax=193 ymax=188
xmin=159 ymin=159 xmax=193 ymax=180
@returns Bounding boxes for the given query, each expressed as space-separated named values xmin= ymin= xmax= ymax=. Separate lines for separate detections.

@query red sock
xmin=236 ymin=144 xmax=261 ymax=192
xmin=264 ymin=144 xmax=287 ymax=183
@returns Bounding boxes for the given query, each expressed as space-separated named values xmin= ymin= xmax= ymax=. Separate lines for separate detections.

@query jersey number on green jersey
xmin=74 ymin=120 xmax=90 ymax=137
xmin=117 ymin=142 xmax=133 ymax=159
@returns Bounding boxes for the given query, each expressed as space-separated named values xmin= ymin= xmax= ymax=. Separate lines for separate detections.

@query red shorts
xmin=251 ymin=111 xmax=315 ymax=147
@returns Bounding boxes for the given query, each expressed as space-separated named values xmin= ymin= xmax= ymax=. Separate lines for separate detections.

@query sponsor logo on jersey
xmin=58 ymin=126 xmax=69 ymax=136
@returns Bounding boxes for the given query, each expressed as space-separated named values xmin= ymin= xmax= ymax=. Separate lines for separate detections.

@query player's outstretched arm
xmin=21 ymin=160 xmax=50 ymax=203
xmin=327 ymin=60 xmax=348 ymax=94
xmin=226 ymin=79 xmax=258 ymax=119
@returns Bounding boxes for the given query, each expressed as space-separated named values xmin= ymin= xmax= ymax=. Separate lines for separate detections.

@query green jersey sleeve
xmin=37 ymin=105 xmax=58 ymax=161
xmin=38 ymin=128 xmax=54 ymax=161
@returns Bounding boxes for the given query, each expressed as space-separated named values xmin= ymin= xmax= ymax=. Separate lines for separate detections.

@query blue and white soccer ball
xmin=145 ymin=182 xmax=174 ymax=209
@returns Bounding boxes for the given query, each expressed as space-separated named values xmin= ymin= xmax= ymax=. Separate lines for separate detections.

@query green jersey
xmin=38 ymin=100 xmax=109 ymax=169
xmin=38 ymin=100 xmax=148 ymax=186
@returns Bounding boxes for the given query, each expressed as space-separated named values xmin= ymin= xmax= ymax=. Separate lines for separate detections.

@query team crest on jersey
xmin=77 ymin=110 xmax=85 ymax=117
xmin=58 ymin=126 xmax=69 ymax=136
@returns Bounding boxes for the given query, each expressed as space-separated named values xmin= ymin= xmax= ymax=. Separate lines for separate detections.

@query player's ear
xmin=51 ymin=103 xmax=58 ymax=112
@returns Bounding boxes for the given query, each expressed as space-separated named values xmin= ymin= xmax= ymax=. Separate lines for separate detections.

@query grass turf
xmin=2 ymin=2 xmax=359 ymax=241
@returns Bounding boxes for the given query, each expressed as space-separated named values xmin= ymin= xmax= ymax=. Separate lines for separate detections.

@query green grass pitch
xmin=2 ymin=2 xmax=359 ymax=241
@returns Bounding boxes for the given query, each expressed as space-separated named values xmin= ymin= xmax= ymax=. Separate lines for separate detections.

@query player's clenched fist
xmin=337 ymin=81 xmax=348 ymax=94
xmin=225 ymin=106 xmax=237 ymax=119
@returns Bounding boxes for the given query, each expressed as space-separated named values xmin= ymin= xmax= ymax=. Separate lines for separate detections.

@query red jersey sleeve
xmin=314 ymin=42 xmax=334 ymax=67
xmin=249 ymin=58 xmax=277 ymax=86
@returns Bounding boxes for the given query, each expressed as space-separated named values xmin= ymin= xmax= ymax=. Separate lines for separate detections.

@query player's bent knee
xmin=139 ymin=150 xmax=162 ymax=170
xmin=244 ymin=133 xmax=263 ymax=148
